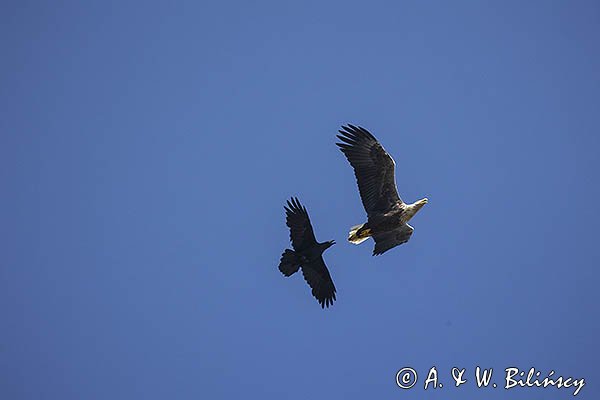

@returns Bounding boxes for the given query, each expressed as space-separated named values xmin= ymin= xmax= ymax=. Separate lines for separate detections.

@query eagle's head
xmin=405 ymin=198 xmax=428 ymax=221
xmin=415 ymin=197 xmax=428 ymax=211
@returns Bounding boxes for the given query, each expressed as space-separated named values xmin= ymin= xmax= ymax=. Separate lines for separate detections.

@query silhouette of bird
xmin=336 ymin=124 xmax=428 ymax=255
xmin=278 ymin=197 xmax=337 ymax=308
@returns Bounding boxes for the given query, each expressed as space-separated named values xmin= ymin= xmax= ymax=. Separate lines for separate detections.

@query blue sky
xmin=1 ymin=1 xmax=599 ymax=399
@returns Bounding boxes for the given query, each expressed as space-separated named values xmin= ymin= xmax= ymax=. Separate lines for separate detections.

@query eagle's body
xmin=278 ymin=197 xmax=337 ymax=308
xmin=336 ymin=125 xmax=428 ymax=255
xmin=348 ymin=199 xmax=428 ymax=245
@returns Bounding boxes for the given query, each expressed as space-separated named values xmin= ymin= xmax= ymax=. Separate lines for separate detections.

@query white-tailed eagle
xmin=336 ymin=125 xmax=428 ymax=255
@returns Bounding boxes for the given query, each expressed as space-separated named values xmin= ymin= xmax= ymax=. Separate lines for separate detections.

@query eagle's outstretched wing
xmin=336 ymin=125 xmax=402 ymax=215
xmin=372 ymin=224 xmax=414 ymax=255
xmin=301 ymin=256 xmax=337 ymax=308
xmin=284 ymin=197 xmax=317 ymax=251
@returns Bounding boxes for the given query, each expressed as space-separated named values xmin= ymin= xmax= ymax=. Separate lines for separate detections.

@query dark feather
xmin=372 ymin=224 xmax=414 ymax=255
xmin=336 ymin=125 xmax=402 ymax=215
xmin=301 ymin=257 xmax=337 ymax=308
xmin=285 ymin=196 xmax=317 ymax=251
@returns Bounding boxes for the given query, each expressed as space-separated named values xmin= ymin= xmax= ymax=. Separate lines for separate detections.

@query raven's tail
xmin=348 ymin=223 xmax=372 ymax=244
xmin=279 ymin=249 xmax=301 ymax=276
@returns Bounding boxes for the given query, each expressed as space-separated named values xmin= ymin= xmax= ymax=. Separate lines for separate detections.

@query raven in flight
xmin=336 ymin=125 xmax=428 ymax=255
xmin=278 ymin=197 xmax=337 ymax=308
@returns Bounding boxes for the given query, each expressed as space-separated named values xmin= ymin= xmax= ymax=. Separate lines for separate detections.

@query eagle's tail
xmin=279 ymin=249 xmax=301 ymax=276
xmin=348 ymin=223 xmax=372 ymax=244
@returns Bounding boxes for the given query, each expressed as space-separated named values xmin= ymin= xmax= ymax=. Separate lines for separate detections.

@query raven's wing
xmin=336 ymin=125 xmax=402 ymax=215
xmin=285 ymin=197 xmax=317 ymax=252
xmin=301 ymin=256 xmax=337 ymax=308
xmin=372 ymin=224 xmax=414 ymax=256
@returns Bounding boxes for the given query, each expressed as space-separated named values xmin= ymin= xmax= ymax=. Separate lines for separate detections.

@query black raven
xmin=278 ymin=197 xmax=337 ymax=308
xmin=336 ymin=125 xmax=428 ymax=255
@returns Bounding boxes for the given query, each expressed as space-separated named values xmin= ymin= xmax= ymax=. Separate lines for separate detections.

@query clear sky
xmin=2 ymin=1 xmax=599 ymax=399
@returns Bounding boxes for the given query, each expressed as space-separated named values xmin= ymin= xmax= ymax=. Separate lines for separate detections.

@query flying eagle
xmin=278 ymin=197 xmax=337 ymax=308
xmin=336 ymin=125 xmax=428 ymax=255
